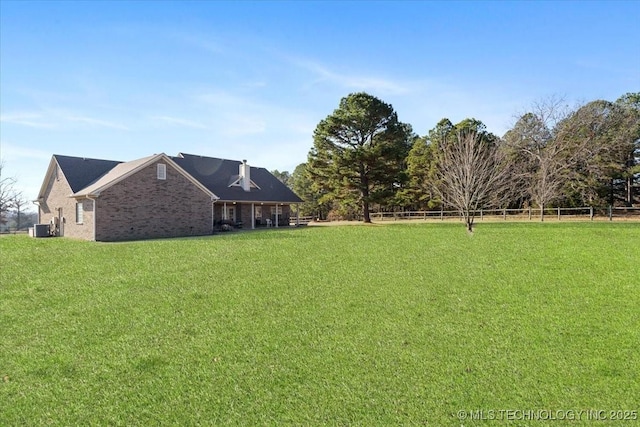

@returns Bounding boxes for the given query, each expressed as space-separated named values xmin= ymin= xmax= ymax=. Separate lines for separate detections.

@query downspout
xmin=88 ymin=195 xmax=98 ymax=241
xmin=33 ymin=200 xmax=41 ymax=224
xmin=211 ymin=199 xmax=216 ymax=233
xmin=57 ymin=207 xmax=63 ymax=237
xmin=251 ymin=203 xmax=255 ymax=229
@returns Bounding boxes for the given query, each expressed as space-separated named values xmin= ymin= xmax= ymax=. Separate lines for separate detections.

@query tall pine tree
xmin=308 ymin=92 xmax=412 ymax=222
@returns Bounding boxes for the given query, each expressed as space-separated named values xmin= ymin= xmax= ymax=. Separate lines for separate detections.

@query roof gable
xmin=72 ymin=153 xmax=217 ymax=199
xmin=37 ymin=155 xmax=122 ymax=199
xmin=55 ymin=155 xmax=124 ymax=193
xmin=72 ymin=154 xmax=160 ymax=197
xmin=172 ymin=153 xmax=302 ymax=203
xmin=227 ymin=174 xmax=261 ymax=190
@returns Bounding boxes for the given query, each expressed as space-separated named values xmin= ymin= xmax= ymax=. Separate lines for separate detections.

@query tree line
xmin=0 ymin=163 xmax=36 ymax=232
xmin=275 ymin=92 xmax=639 ymax=230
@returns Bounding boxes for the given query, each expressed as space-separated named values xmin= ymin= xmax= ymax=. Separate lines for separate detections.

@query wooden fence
xmin=370 ymin=207 xmax=640 ymax=222
xmin=289 ymin=215 xmax=315 ymax=226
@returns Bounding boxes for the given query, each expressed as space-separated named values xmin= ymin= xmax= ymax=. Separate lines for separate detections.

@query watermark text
xmin=456 ymin=409 xmax=637 ymax=422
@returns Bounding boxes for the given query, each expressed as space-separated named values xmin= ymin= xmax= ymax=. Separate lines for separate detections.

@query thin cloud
xmin=150 ymin=115 xmax=208 ymax=129
xmin=170 ymin=31 xmax=226 ymax=55
xmin=0 ymin=143 xmax=51 ymax=161
xmin=193 ymin=90 xmax=266 ymax=136
xmin=0 ymin=112 xmax=56 ymax=129
xmin=221 ymin=115 xmax=267 ymax=137
xmin=196 ymin=90 xmax=318 ymax=139
xmin=65 ymin=114 xmax=129 ymax=130
xmin=289 ymin=57 xmax=411 ymax=95
xmin=241 ymin=80 xmax=268 ymax=89
xmin=195 ymin=90 xmax=254 ymax=108
xmin=1 ymin=110 xmax=129 ymax=130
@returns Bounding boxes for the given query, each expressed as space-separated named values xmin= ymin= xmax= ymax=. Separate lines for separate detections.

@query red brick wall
xmin=238 ymin=203 xmax=253 ymax=227
xmin=38 ymin=164 xmax=96 ymax=240
xmin=94 ymin=160 xmax=213 ymax=241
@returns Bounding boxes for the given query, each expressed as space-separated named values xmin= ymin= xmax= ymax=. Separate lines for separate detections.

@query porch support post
xmin=275 ymin=205 xmax=279 ymax=228
xmin=296 ymin=204 xmax=300 ymax=226
xmin=251 ymin=203 xmax=255 ymax=229
xmin=223 ymin=202 xmax=227 ymax=220
xmin=211 ymin=200 xmax=216 ymax=232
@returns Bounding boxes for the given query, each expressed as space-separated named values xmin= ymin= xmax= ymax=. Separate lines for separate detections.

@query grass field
xmin=1 ymin=223 xmax=639 ymax=425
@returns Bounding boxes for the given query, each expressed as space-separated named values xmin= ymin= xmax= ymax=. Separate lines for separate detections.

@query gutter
xmin=87 ymin=195 xmax=98 ymax=241
xmin=32 ymin=199 xmax=42 ymax=223
xmin=211 ymin=196 xmax=219 ymax=234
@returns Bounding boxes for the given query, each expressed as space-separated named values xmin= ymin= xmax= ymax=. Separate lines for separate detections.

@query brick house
xmin=35 ymin=152 xmax=303 ymax=241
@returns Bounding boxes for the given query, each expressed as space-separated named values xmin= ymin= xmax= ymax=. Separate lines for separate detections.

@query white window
xmin=270 ymin=206 xmax=283 ymax=215
xmin=157 ymin=163 xmax=167 ymax=180
xmin=75 ymin=202 xmax=84 ymax=224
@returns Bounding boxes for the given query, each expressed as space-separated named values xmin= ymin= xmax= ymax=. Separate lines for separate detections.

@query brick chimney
xmin=239 ymin=160 xmax=250 ymax=192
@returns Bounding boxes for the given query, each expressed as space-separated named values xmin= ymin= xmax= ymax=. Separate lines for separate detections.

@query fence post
xmin=558 ymin=206 xmax=561 ymax=221
xmin=480 ymin=209 xmax=483 ymax=221
xmin=503 ymin=208 xmax=506 ymax=220
xmin=440 ymin=208 xmax=443 ymax=221
xmin=590 ymin=206 xmax=593 ymax=221
xmin=528 ymin=207 xmax=532 ymax=220
xmin=609 ymin=205 xmax=613 ymax=221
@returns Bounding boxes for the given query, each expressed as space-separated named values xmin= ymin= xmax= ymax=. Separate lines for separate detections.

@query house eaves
xmin=36 ymin=157 xmax=62 ymax=202
xmin=72 ymin=153 xmax=219 ymax=201
xmin=36 ymin=155 xmax=123 ymax=202
xmin=172 ymin=153 xmax=303 ymax=204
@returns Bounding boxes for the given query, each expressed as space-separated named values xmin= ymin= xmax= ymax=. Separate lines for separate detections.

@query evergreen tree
xmin=290 ymin=163 xmax=331 ymax=219
xmin=308 ymin=92 xmax=412 ymax=222
xmin=557 ymin=99 xmax=640 ymax=206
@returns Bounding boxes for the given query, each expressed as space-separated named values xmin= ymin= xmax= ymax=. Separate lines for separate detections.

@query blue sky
xmin=1 ymin=1 xmax=639 ymax=201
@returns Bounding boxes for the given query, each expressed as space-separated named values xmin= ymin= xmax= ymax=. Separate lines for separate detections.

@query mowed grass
xmin=1 ymin=223 xmax=638 ymax=425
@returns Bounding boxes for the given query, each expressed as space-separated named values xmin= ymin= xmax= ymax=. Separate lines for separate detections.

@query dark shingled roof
xmin=54 ymin=155 xmax=123 ymax=193
xmin=172 ymin=153 xmax=302 ymax=203
xmin=49 ymin=153 xmax=301 ymax=204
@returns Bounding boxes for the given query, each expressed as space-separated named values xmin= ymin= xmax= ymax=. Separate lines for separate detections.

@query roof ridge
xmin=54 ymin=154 xmax=124 ymax=163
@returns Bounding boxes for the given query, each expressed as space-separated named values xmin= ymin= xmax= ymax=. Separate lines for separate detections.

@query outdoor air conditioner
xmin=34 ymin=224 xmax=50 ymax=238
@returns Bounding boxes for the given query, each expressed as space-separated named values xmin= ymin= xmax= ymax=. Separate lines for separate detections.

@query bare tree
xmin=0 ymin=162 xmax=17 ymax=229
xmin=11 ymin=192 xmax=29 ymax=231
xmin=523 ymin=140 xmax=576 ymax=220
xmin=434 ymin=131 xmax=513 ymax=233
xmin=504 ymin=96 xmax=577 ymax=220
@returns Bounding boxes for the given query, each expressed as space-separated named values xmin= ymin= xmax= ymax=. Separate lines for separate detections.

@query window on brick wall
xmin=157 ymin=163 xmax=167 ymax=180
xmin=270 ymin=206 xmax=283 ymax=215
xmin=76 ymin=202 xmax=84 ymax=224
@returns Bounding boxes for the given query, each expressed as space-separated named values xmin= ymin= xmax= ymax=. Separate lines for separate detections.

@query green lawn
xmin=1 ymin=223 xmax=639 ymax=425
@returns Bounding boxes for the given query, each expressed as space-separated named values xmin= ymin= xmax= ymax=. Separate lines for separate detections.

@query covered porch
xmin=213 ymin=201 xmax=299 ymax=230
